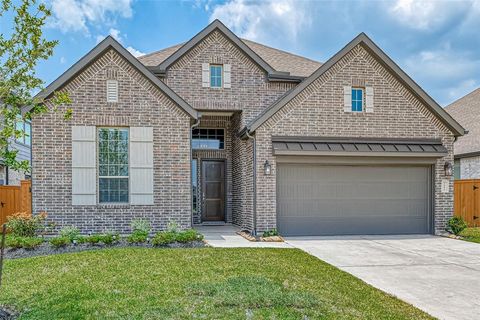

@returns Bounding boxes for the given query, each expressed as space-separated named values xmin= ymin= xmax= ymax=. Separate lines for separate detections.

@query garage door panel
xmin=277 ymin=164 xmax=430 ymax=236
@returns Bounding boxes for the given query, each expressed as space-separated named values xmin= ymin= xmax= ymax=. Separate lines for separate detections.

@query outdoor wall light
xmin=444 ymin=161 xmax=453 ymax=177
xmin=264 ymin=160 xmax=272 ymax=175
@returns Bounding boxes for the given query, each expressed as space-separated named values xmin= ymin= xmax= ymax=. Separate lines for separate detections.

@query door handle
xmin=0 ymin=202 xmax=4 ymax=208
xmin=474 ymin=216 xmax=479 ymax=220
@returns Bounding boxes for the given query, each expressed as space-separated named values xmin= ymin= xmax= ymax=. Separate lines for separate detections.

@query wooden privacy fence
xmin=454 ymin=179 xmax=480 ymax=227
xmin=0 ymin=180 xmax=31 ymax=226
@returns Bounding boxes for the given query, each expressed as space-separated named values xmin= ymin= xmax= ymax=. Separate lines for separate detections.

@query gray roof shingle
xmin=138 ymin=39 xmax=322 ymax=78
xmin=445 ymin=88 xmax=480 ymax=155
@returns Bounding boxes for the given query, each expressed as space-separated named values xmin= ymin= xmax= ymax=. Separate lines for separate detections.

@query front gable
xmin=247 ymin=33 xmax=464 ymax=138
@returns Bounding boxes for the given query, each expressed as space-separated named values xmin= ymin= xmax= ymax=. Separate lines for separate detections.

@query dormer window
xmin=210 ymin=64 xmax=223 ymax=88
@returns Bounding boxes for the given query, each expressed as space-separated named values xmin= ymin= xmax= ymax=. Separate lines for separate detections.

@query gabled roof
xmin=146 ymin=19 xmax=308 ymax=81
xmin=30 ymin=36 xmax=199 ymax=119
xmin=138 ymin=38 xmax=322 ymax=78
xmin=243 ymin=33 xmax=465 ymax=137
xmin=445 ymin=88 xmax=480 ymax=156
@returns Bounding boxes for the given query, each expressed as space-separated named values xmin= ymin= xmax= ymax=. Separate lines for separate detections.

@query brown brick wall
xmin=254 ymin=44 xmax=455 ymax=234
xmin=32 ymin=49 xmax=192 ymax=234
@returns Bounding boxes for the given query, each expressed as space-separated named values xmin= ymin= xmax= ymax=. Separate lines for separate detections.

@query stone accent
xmin=460 ymin=156 xmax=480 ymax=179
xmin=253 ymin=44 xmax=455 ymax=235
xmin=32 ymin=49 xmax=192 ymax=234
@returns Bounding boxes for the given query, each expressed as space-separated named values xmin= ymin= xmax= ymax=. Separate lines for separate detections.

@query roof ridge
xmin=138 ymin=42 xmax=185 ymax=59
xmin=445 ymin=87 xmax=480 ymax=109
xmin=241 ymin=38 xmax=321 ymax=64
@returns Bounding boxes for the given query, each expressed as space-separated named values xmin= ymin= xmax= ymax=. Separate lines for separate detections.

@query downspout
xmin=245 ymin=129 xmax=257 ymax=236
xmin=190 ymin=115 xmax=201 ymax=228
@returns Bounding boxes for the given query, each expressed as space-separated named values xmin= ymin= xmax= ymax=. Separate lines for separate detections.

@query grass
xmin=0 ymin=248 xmax=433 ymax=319
xmin=459 ymin=227 xmax=480 ymax=243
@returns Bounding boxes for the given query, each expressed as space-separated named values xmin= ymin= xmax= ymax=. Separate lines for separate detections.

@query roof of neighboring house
xmin=28 ymin=36 xmax=199 ymax=119
xmin=241 ymin=33 xmax=465 ymax=137
xmin=445 ymin=88 xmax=480 ymax=156
xmin=138 ymin=38 xmax=322 ymax=78
xmin=139 ymin=20 xmax=321 ymax=80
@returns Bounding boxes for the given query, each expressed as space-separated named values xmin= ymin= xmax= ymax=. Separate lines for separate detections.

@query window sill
xmin=97 ymin=203 xmax=131 ymax=209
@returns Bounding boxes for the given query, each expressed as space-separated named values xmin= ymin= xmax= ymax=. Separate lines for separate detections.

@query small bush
xmin=127 ymin=231 xmax=148 ymax=244
xmin=85 ymin=234 xmax=102 ymax=245
xmin=130 ymin=219 xmax=151 ymax=234
xmin=5 ymin=212 xmax=47 ymax=237
xmin=167 ymin=221 xmax=179 ymax=233
xmin=152 ymin=231 xmax=176 ymax=246
xmin=175 ymin=229 xmax=203 ymax=243
xmin=262 ymin=229 xmax=279 ymax=237
xmin=447 ymin=216 xmax=468 ymax=235
xmin=50 ymin=237 xmax=70 ymax=248
xmin=60 ymin=226 xmax=80 ymax=242
xmin=99 ymin=232 xmax=119 ymax=245
xmin=6 ymin=236 xmax=43 ymax=250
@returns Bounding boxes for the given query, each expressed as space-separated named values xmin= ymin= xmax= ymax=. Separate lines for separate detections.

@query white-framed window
xmin=351 ymin=87 xmax=364 ymax=112
xmin=98 ymin=127 xmax=129 ymax=203
xmin=210 ymin=64 xmax=223 ymax=88
xmin=192 ymin=128 xmax=224 ymax=150
xmin=15 ymin=120 xmax=31 ymax=146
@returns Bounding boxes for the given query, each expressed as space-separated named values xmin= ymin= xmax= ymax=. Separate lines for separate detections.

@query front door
xmin=201 ymin=160 xmax=225 ymax=222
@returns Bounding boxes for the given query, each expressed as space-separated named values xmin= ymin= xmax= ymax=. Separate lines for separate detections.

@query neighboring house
xmin=0 ymin=119 xmax=31 ymax=185
xmin=445 ymin=88 xmax=480 ymax=180
xmin=27 ymin=20 xmax=464 ymax=236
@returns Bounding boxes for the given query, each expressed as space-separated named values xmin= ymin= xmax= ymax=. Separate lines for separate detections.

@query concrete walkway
xmin=196 ymin=225 xmax=292 ymax=248
xmin=286 ymin=235 xmax=480 ymax=320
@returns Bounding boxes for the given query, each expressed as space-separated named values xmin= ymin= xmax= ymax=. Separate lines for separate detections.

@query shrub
xmin=5 ymin=212 xmax=47 ymax=237
xmin=99 ymin=232 xmax=119 ymax=245
xmin=85 ymin=234 xmax=102 ymax=245
xmin=60 ymin=226 xmax=80 ymax=242
xmin=175 ymin=229 xmax=203 ymax=243
xmin=167 ymin=221 xmax=179 ymax=233
xmin=262 ymin=229 xmax=279 ymax=238
xmin=447 ymin=216 xmax=468 ymax=235
xmin=50 ymin=237 xmax=70 ymax=248
xmin=152 ymin=231 xmax=176 ymax=246
xmin=6 ymin=236 xmax=43 ymax=250
xmin=131 ymin=219 xmax=151 ymax=234
xmin=127 ymin=232 xmax=148 ymax=244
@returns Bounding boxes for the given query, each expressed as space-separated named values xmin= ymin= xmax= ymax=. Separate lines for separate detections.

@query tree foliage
xmin=0 ymin=0 xmax=70 ymax=173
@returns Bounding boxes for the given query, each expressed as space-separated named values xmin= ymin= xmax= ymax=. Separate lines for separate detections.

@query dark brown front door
xmin=201 ymin=160 xmax=225 ymax=222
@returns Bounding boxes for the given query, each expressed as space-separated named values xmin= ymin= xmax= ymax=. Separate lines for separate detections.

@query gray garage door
xmin=277 ymin=164 xmax=431 ymax=236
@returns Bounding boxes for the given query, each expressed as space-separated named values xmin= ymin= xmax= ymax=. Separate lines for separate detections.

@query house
xmin=0 ymin=121 xmax=31 ymax=185
xmin=445 ymin=88 xmax=480 ymax=179
xmin=27 ymin=20 xmax=464 ymax=236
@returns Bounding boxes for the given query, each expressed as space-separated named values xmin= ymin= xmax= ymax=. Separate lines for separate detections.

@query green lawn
xmin=459 ymin=227 xmax=480 ymax=243
xmin=0 ymin=248 xmax=432 ymax=319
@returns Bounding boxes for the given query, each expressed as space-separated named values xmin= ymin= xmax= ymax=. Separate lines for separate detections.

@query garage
xmin=273 ymin=138 xmax=446 ymax=236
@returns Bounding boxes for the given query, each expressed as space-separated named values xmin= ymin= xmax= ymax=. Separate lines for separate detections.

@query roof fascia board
xmin=272 ymin=136 xmax=443 ymax=145
xmin=31 ymin=36 xmax=199 ymax=119
xmin=454 ymin=151 xmax=480 ymax=159
xmin=273 ymin=150 xmax=447 ymax=158
xmin=153 ymin=20 xmax=278 ymax=75
xmin=246 ymin=33 xmax=465 ymax=136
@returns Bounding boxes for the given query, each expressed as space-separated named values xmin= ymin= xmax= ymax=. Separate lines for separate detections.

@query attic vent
xmin=106 ymin=80 xmax=118 ymax=103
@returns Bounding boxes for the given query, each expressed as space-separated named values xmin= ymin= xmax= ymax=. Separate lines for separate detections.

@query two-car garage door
xmin=277 ymin=164 xmax=431 ymax=236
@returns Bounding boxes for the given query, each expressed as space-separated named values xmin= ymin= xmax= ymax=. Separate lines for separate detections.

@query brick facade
xmin=459 ymin=156 xmax=480 ymax=179
xmin=33 ymin=49 xmax=192 ymax=234
xmin=254 ymin=44 xmax=454 ymax=234
xmin=33 ymin=26 xmax=458 ymax=236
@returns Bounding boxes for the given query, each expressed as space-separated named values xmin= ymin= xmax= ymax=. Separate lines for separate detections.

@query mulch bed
xmin=0 ymin=307 xmax=16 ymax=320
xmin=3 ymin=240 xmax=205 ymax=260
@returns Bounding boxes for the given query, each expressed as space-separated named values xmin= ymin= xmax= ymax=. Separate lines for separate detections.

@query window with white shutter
xmin=223 ymin=64 xmax=231 ymax=88
xmin=202 ymin=63 xmax=210 ymax=88
xmin=72 ymin=126 xmax=96 ymax=205
xmin=106 ymin=80 xmax=118 ymax=103
xmin=365 ymin=86 xmax=374 ymax=113
xmin=343 ymin=86 xmax=352 ymax=112
xmin=129 ymin=127 xmax=154 ymax=205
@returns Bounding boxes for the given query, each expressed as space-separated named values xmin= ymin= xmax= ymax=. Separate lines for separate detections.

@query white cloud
xmin=60 ymin=56 xmax=66 ymax=64
xmin=389 ymin=0 xmax=472 ymax=30
xmin=49 ymin=0 xmax=133 ymax=33
xmin=96 ymin=28 xmax=145 ymax=57
xmin=210 ymin=0 xmax=312 ymax=44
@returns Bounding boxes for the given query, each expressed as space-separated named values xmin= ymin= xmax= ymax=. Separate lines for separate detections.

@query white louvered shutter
xmin=343 ymin=86 xmax=352 ymax=112
xmin=130 ymin=127 xmax=154 ymax=205
xmin=223 ymin=64 xmax=231 ymax=88
xmin=106 ymin=80 xmax=118 ymax=103
xmin=365 ymin=86 xmax=374 ymax=113
xmin=202 ymin=63 xmax=210 ymax=88
xmin=72 ymin=126 xmax=96 ymax=205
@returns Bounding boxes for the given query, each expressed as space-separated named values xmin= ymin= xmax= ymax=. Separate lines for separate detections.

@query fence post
xmin=0 ymin=224 xmax=6 ymax=289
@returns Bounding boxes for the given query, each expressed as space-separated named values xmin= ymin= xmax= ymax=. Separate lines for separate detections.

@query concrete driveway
xmin=286 ymin=235 xmax=480 ymax=320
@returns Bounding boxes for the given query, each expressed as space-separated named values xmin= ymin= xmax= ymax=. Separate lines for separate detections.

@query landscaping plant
xmin=152 ymin=231 xmax=176 ymax=246
xmin=6 ymin=236 xmax=42 ymax=250
xmin=5 ymin=212 xmax=47 ymax=237
xmin=127 ymin=219 xmax=151 ymax=243
xmin=262 ymin=229 xmax=279 ymax=238
xmin=59 ymin=226 xmax=80 ymax=242
xmin=49 ymin=237 xmax=69 ymax=249
xmin=447 ymin=216 xmax=468 ymax=235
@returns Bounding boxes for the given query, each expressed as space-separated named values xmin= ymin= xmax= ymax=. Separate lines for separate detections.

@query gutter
xmin=245 ymin=129 xmax=257 ymax=236
xmin=190 ymin=115 xmax=201 ymax=227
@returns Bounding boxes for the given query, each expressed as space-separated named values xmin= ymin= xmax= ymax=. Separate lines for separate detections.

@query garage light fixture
xmin=264 ymin=160 xmax=272 ymax=175
xmin=444 ymin=161 xmax=453 ymax=177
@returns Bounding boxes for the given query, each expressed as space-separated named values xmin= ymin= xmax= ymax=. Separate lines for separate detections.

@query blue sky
xmin=3 ymin=0 xmax=480 ymax=106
